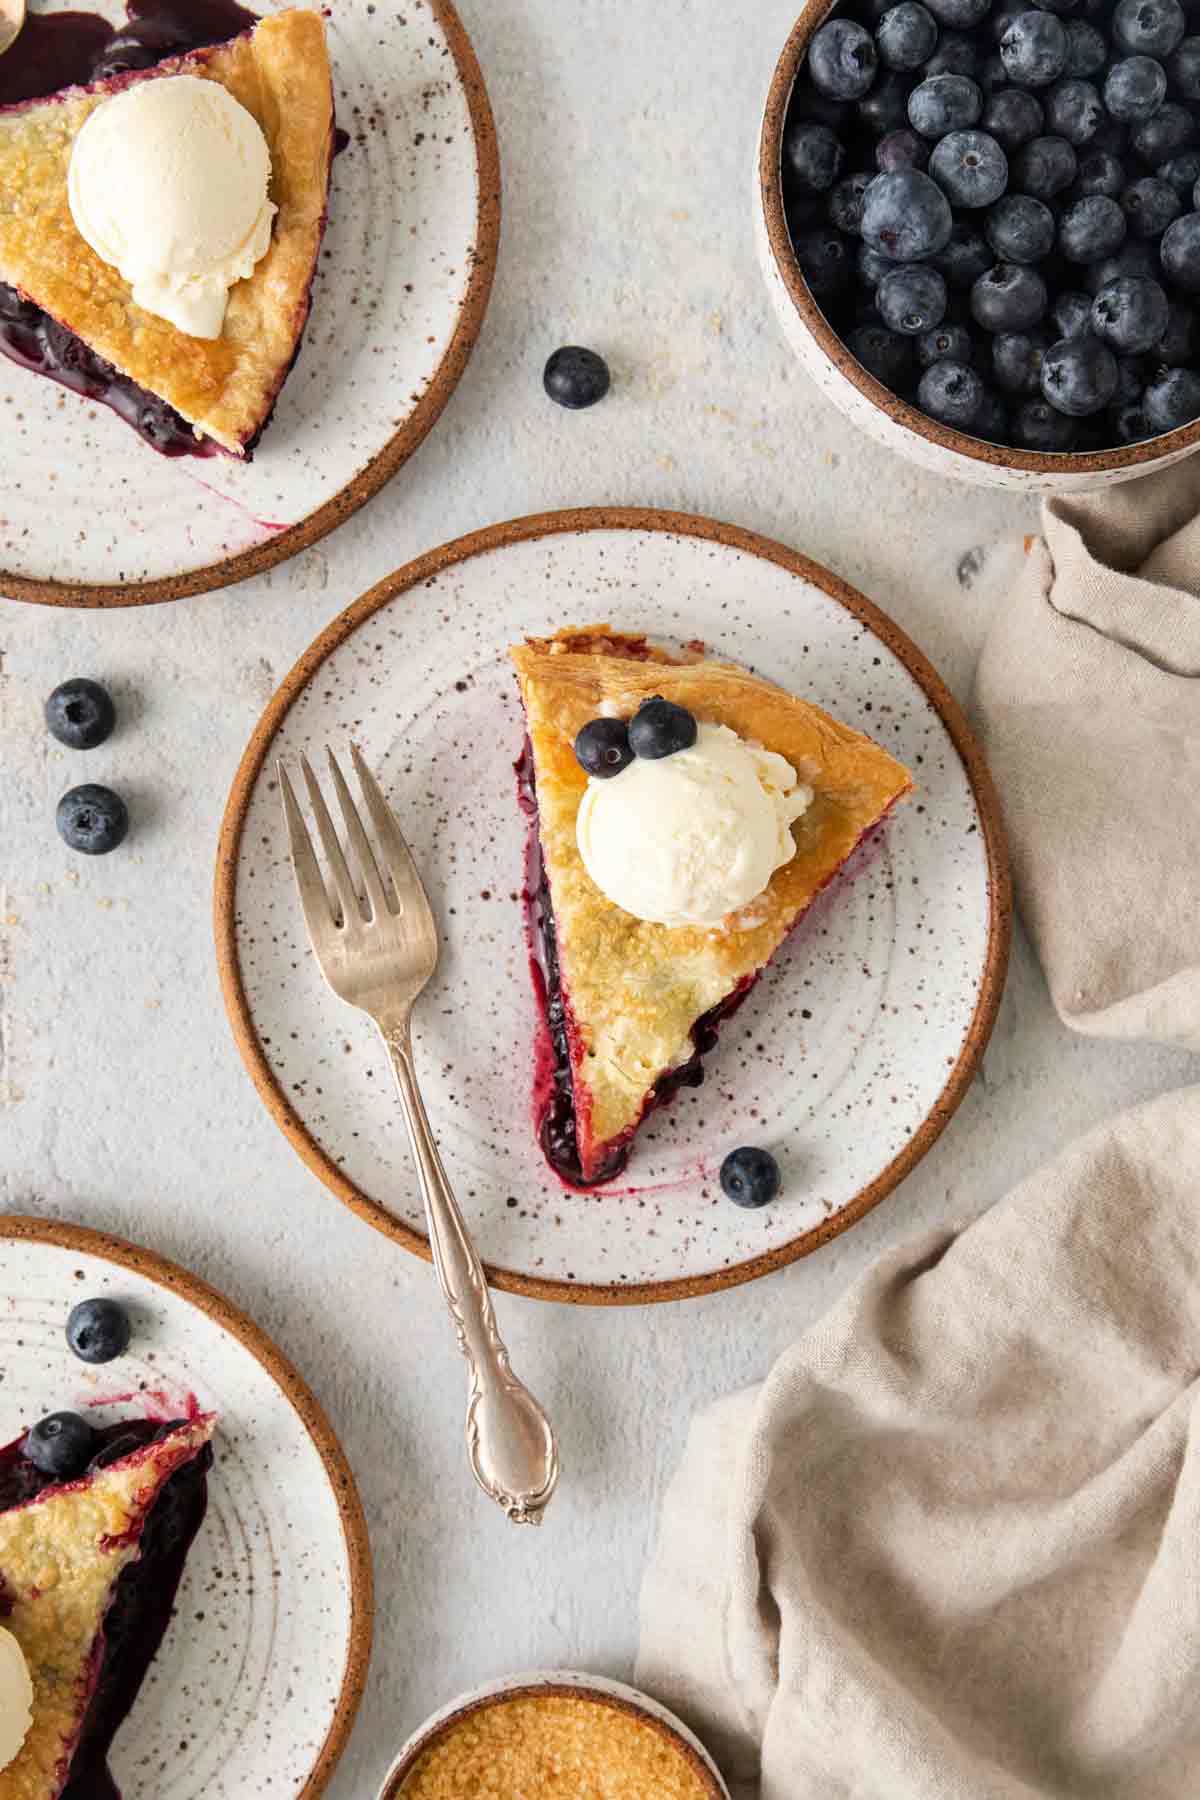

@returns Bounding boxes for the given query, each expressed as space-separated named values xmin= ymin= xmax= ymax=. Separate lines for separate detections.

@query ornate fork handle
xmin=380 ymin=1022 xmax=560 ymax=1525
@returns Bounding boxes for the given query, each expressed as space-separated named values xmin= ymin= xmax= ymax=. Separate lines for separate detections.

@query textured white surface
xmin=2 ymin=0 xmax=1198 ymax=1794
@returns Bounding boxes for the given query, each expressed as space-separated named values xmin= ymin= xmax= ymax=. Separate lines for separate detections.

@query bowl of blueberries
xmin=758 ymin=0 xmax=1200 ymax=486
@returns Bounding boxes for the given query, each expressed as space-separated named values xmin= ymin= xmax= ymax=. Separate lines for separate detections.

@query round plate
xmin=215 ymin=508 xmax=1011 ymax=1304
xmin=0 ymin=1214 xmax=373 ymax=1796
xmin=2 ymin=0 xmax=499 ymax=607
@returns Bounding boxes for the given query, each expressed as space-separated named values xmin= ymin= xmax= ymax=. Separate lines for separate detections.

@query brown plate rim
xmin=759 ymin=1 xmax=1200 ymax=479
xmin=0 ymin=1211 xmax=374 ymax=1796
xmin=212 ymin=504 xmax=1013 ymax=1306
xmin=377 ymin=1679 xmax=726 ymax=1799
xmin=1 ymin=0 xmax=501 ymax=609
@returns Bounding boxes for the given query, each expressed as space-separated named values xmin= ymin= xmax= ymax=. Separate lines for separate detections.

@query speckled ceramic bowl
xmin=757 ymin=2 xmax=1200 ymax=492
xmin=375 ymin=1672 xmax=730 ymax=1800
xmin=0 ymin=1214 xmax=373 ymax=1798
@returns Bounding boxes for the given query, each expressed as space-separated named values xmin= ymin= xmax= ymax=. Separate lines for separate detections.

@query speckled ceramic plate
xmin=0 ymin=1214 xmax=373 ymax=1796
xmin=2 ymin=0 xmax=499 ymax=607
xmin=215 ymin=508 xmax=1011 ymax=1304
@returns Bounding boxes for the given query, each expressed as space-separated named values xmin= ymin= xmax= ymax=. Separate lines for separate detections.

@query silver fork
xmin=278 ymin=745 xmax=560 ymax=1526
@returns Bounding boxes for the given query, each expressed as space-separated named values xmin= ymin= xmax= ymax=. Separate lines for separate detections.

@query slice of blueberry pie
xmin=0 ymin=1412 xmax=215 ymax=1799
xmin=511 ymin=627 xmax=914 ymax=1187
xmin=0 ymin=8 xmax=333 ymax=458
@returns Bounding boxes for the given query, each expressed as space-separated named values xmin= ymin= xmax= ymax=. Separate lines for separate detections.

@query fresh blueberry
xmin=66 ymin=1298 xmax=133 ymax=1365
xmin=56 ymin=784 xmax=128 ymax=855
xmin=861 ymin=168 xmax=955 ymax=258
xmin=1143 ymin=362 xmax=1200 ymax=426
xmin=999 ymin=11 xmax=1068 ymax=86
xmin=543 ymin=347 xmax=610 ymax=409
xmin=1160 ymin=208 xmax=1200 ymax=286
xmin=1043 ymin=77 xmax=1103 ymax=143
xmin=908 ymin=72 xmax=983 ymax=135
xmin=1121 ymin=174 xmax=1182 ymax=235
xmin=878 ymin=262 xmax=950 ymax=331
xmin=793 ymin=226 xmax=855 ymax=297
xmin=1040 ymin=334 xmax=1119 ymax=411
xmin=1063 ymin=19 xmax=1108 ymax=75
xmin=719 ymin=1146 xmax=782 ymax=1208
xmin=828 ymin=171 xmax=874 ymax=232
xmin=982 ymin=88 xmax=1045 ymax=149
xmin=1014 ymin=134 xmax=1078 ymax=197
xmin=877 ymin=127 xmax=930 ymax=171
xmin=917 ymin=319 xmax=976 ymax=363
xmin=876 ymin=1 xmax=939 ymax=69
xmin=849 ymin=321 xmax=918 ymax=383
xmin=1114 ymin=353 xmax=1151 ymax=401
xmin=929 ymin=128 xmax=1009 ymax=205
xmin=988 ymin=0 xmax=1028 ymax=43
xmin=785 ymin=120 xmax=846 ymax=192
xmin=857 ymin=69 xmax=915 ymax=133
xmin=1113 ymin=399 xmax=1149 ymax=439
xmin=809 ymin=19 xmax=879 ymax=98
xmin=1112 ymin=0 xmax=1185 ymax=58
xmin=1156 ymin=298 xmax=1196 ymax=361
xmin=930 ymin=220 xmax=996 ymax=284
xmin=1130 ymin=101 xmax=1196 ymax=160
xmin=1167 ymin=35 xmax=1200 ymax=97
xmin=1051 ymin=289 xmax=1095 ymax=334
xmin=44 ymin=678 xmax=115 ymax=751
xmin=971 ymin=259 xmax=1049 ymax=328
xmin=925 ymin=0 xmax=990 ymax=23
xmin=789 ymin=77 xmax=850 ymax=131
xmin=1103 ymin=56 xmax=1169 ymax=122
xmin=986 ymin=192 xmax=1056 ymax=259
xmin=1089 ymin=275 xmax=1171 ymax=349
xmin=574 ymin=718 xmax=634 ymax=779
xmin=1013 ymin=396 xmax=1079 ymax=445
xmin=1081 ymin=241 xmax=1158 ymax=291
xmin=1058 ymin=194 xmax=1127 ymax=260
xmin=23 ymin=1412 xmax=97 ymax=1479
xmin=975 ymin=384 xmax=1010 ymax=438
xmin=857 ymin=243 xmax=895 ymax=285
xmin=925 ymin=32 xmax=983 ymax=75
xmin=628 ymin=696 xmax=698 ymax=760
xmin=1156 ymin=149 xmax=1200 ymax=196
xmin=978 ymin=50 xmax=1010 ymax=93
xmin=993 ymin=326 xmax=1053 ymax=389
xmin=918 ymin=358 xmax=986 ymax=425
xmin=1072 ymin=150 xmax=1125 ymax=197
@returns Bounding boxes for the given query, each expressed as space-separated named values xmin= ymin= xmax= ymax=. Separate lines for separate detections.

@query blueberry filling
xmin=0 ymin=0 xmax=259 ymax=460
xmin=0 ymin=1417 xmax=211 ymax=1800
xmin=517 ymin=743 xmax=752 ymax=1190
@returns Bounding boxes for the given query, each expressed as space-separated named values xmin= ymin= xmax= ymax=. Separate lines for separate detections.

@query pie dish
xmin=0 ymin=1413 xmax=216 ymax=1800
xmin=511 ymin=627 xmax=915 ymax=1187
xmin=0 ymin=7 xmax=333 ymax=459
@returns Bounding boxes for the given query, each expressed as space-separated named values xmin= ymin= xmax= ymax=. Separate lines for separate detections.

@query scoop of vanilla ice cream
xmin=576 ymin=721 xmax=813 ymax=928
xmin=68 ymin=75 xmax=276 ymax=339
xmin=0 ymin=1627 xmax=33 ymax=1773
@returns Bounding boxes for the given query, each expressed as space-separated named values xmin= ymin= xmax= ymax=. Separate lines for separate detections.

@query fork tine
xmin=326 ymin=748 xmax=390 ymax=920
xmin=350 ymin=744 xmax=430 ymax=917
xmin=278 ymin=761 xmax=334 ymax=935
xmin=300 ymin=754 xmax=362 ymax=928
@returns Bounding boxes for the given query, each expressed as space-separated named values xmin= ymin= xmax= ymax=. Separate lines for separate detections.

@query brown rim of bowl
xmin=1 ymin=0 xmax=501 ymax=609
xmin=377 ymin=1681 xmax=727 ymax=1799
xmin=760 ymin=4 xmax=1200 ymax=480
xmin=0 ymin=1212 xmax=374 ymax=1797
xmin=213 ymin=504 xmax=1012 ymax=1307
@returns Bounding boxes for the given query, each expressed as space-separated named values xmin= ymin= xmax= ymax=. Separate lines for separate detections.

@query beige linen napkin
xmin=637 ymin=1085 xmax=1200 ymax=1800
xmin=638 ymin=464 xmax=1200 ymax=1797
xmin=972 ymin=463 xmax=1200 ymax=1049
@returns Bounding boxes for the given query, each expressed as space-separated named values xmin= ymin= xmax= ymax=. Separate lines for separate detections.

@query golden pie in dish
xmin=0 ymin=8 xmax=333 ymax=458
xmin=511 ymin=628 xmax=914 ymax=1187
xmin=0 ymin=1414 xmax=215 ymax=1800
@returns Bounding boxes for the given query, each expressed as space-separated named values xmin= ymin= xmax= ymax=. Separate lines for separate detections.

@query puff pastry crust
xmin=511 ymin=628 xmax=914 ymax=1178
xmin=0 ymin=1416 xmax=216 ymax=1800
xmin=0 ymin=10 xmax=332 ymax=453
